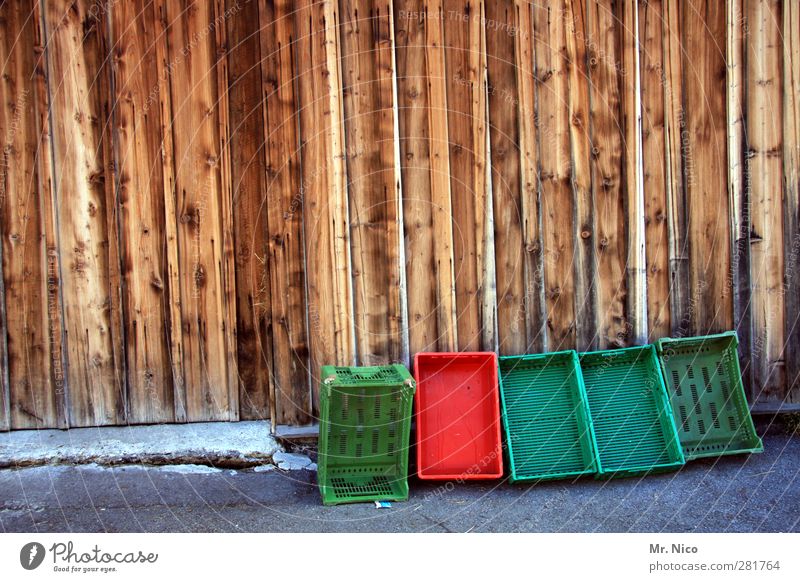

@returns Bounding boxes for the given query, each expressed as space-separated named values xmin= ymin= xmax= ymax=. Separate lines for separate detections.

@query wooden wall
xmin=0 ymin=0 xmax=798 ymax=430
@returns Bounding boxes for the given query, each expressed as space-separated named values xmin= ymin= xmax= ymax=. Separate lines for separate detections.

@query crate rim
xmin=499 ymin=348 xmax=602 ymax=482
xmin=578 ymin=344 xmax=686 ymax=478
xmin=414 ymin=351 xmax=503 ymax=480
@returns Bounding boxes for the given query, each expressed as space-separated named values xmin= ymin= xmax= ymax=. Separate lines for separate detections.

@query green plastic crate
xmin=317 ymin=364 xmax=415 ymax=505
xmin=499 ymin=350 xmax=599 ymax=482
xmin=656 ymin=332 xmax=763 ymax=460
xmin=579 ymin=346 xmax=685 ymax=478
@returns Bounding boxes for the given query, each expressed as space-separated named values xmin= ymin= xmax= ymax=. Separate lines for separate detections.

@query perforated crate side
xmin=656 ymin=332 xmax=763 ymax=460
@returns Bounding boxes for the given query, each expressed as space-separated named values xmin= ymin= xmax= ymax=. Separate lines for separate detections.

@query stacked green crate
xmin=317 ymin=365 xmax=415 ymax=505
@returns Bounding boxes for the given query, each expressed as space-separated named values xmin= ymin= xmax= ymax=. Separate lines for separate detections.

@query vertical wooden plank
xmin=162 ymin=0 xmax=239 ymax=421
xmin=565 ymin=0 xmax=599 ymax=351
xmin=394 ymin=0 xmax=458 ymax=356
xmin=619 ymin=0 xmax=647 ymax=345
xmin=226 ymin=0 xmax=273 ymax=421
xmin=153 ymin=0 xmax=187 ymax=422
xmin=746 ymin=0 xmax=784 ymax=403
xmin=784 ymin=0 xmax=800 ymax=403
xmin=442 ymin=0 xmax=492 ymax=351
xmin=0 ymin=0 xmax=64 ymax=429
xmin=44 ymin=0 xmax=125 ymax=426
xmin=727 ymin=0 xmax=753 ymax=396
xmin=259 ymin=0 xmax=312 ymax=425
xmin=587 ymin=0 xmax=628 ymax=349
xmin=534 ymin=1 xmax=576 ymax=350
xmin=682 ymin=0 xmax=733 ymax=336
xmin=639 ymin=0 xmax=671 ymax=340
xmin=338 ymin=0 xmax=404 ymax=365
xmin=109 ymin=0 xmax=176 ymax=423
xmin=514 ymin=0 xmax=546 ymax=353
xmin=214 ymin=0 xmax=242 ymax=422
xmin=296 ymin=0 xmax=355 ymax=408
xmin=485 ymin=0 xmax=526 ymax=355
xmin=662 ymin=0 xmax=690 ymax=337
xmin=587 ymin=0 xmax=630 ymax=349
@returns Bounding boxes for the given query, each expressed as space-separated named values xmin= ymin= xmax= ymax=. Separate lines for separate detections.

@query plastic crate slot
xmin=671 ymin=370 xmax=682 ymax=396
xmin=709 ymin=402 xmax=720 ymax=429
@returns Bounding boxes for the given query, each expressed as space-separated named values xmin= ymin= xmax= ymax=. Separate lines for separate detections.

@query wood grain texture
xmin=784 ymin=0 xmax=800 ymax=404
xmin=746 ymin=0 xmax=785 ymax=402
xmin=639 ymin=0 xmax=670 ymax=340
xmin=259 ymin=0 xmax=312 ymax=425
xmin=296 ymin=0 xmax=355 ymax=410
xmin=565 ymin=0 xmax=599 ymax=351
xmin=662 ymin=0 xmax=690 ymax=338
xmin=152 ymin=0 xmax=187 ymax=422
xmin=682 ymin=0 xmax=733 ymax=336
xmin=394 ymin=0 xmax=458 ymax=356
xmin=485 ymin=0 xmax=526 ymax=355
xmin=0 ymin=0 xmax=64 ymax=429
xmin=442 ymin=0 xmax=493 ymax=352
xmin=588 ymin=0 xmax=628 ymax=349
xmin=727 ymin=0 xmax=753 ymax=396
xmin=162 ymin=0 xmax=238 ymax=421
xmin=45 ymin=0 xmax=125 ymax=427
xmin=619 ymin=0 xmax=646 ymax=345
xmin=339 ymin=0 xmax=405 ymax=365
xmin=534 ymin=1 xmax=577 ymax=351
xmin=109 ymin=0 xmax=176 ymax=423
xmin=514 ymin=0 xmax=546 ymax=353
xmin=225 ymin=0 xmax=272 ymax=422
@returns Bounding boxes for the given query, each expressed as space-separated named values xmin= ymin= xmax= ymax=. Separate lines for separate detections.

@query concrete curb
xmin=0 ymin=421 xmax=283 ymax=469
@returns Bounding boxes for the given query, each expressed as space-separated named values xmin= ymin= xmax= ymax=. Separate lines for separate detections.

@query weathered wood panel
xmin=727 ymin=0 xmax=753 ymax=396
xmin=619 ymin=0 xmax=647 ymax=346
xmin=534 ymin=1 xmax=577 ymax=351
xmin=296 ymin=0 xmax=355 ymax=409
xmin=394 ymin=0 xmax=458 ymax=356
xmin=225 ymin=0 xmax=272 ymax=421
xmin=259 ymin=0 xmax=312 ymax=425
xmin=486 ymin=0 xmax=527 ymax=355
xmin=0 ymin=0 xmax=65 ymax=429
xmin=565 ymin=0 xmax=599 ymax=352
xmin=639 ymin=0 xmax=670 ymax=340
xmin=514 ymin=0 xmax=546 ymax=353
xmin=339 ymin=0 xmax=405 ymax=365
xmin=746 ymin=0 xmax=785 ymax=403
xmin=442 ymin=0 xmax=493 ymax=352
xmin=784 ymin=0 xmax=800 ymax=404
xmin=45 ymin=0 xmax=125 ymax=427
xmin=587 ymin=0 xmax=627 ymax=349
xmin=682 ymin=0 xmax=733 ymax=335
xmin=109 ymin=0 xmax=176 ymax=424
xmin=662 ymin=0 xmax=690 ymax=338
xmin=162 ymin=0 xmax=239 ymax=421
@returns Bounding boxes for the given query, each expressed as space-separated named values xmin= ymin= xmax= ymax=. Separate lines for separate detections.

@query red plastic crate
xmin=414 ymin=352 xmax=504 ymax=480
